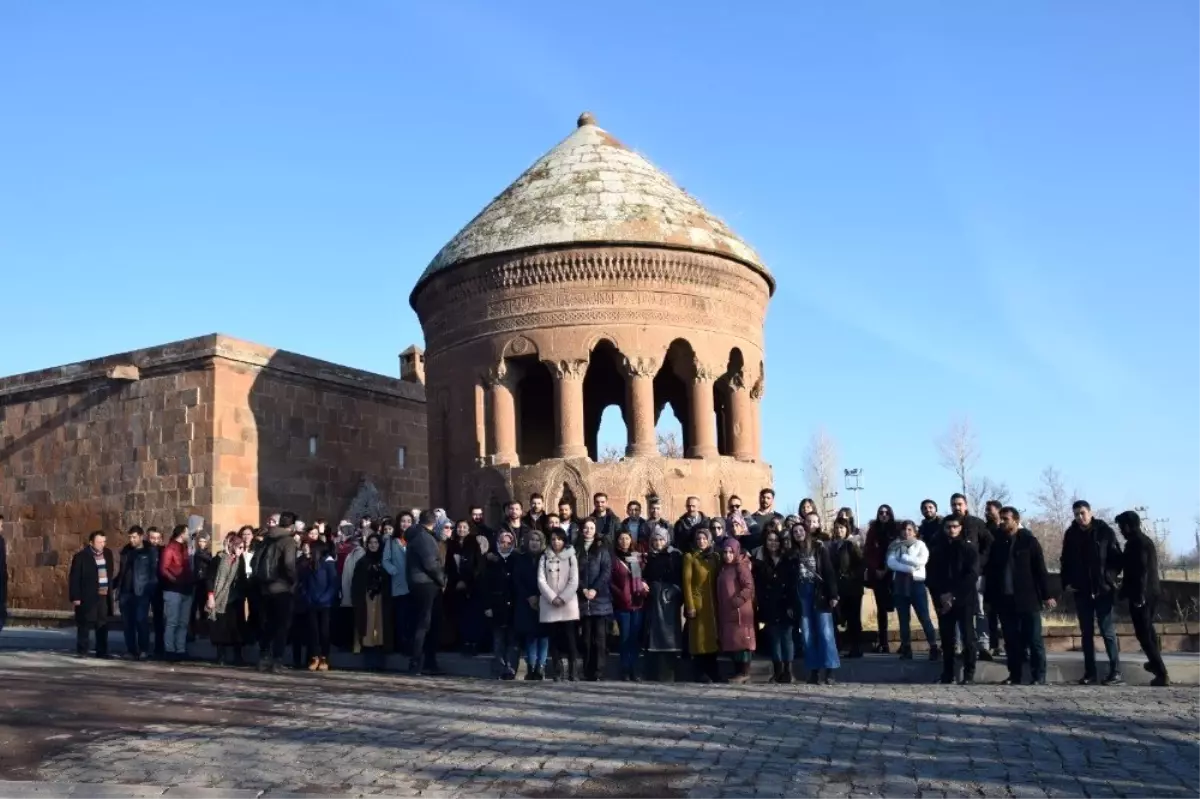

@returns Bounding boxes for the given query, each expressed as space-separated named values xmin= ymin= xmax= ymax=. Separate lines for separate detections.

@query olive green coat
xmin=683 ymin=548 xmax=720 ymax=655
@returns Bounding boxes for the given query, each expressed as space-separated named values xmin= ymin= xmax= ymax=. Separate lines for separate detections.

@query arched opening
xmin=653 ymin=401 xmax=684 ymax=458
xmin=510 ymin=356 xmax=555 ymax=465
xmin=715 ymin=347 xmax=745 ymax=457
xmin=557 ymin=482 xmax=577 ymax=517
xmin=583 ymin=340 xmax=627 ymax=461
xmin=595 ymin=405 xmax=627 ymax=462
xmin=657 ymin=339 xmax=697 ymax=456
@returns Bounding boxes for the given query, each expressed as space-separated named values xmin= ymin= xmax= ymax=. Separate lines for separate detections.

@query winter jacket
xmin=984 ymin=528 xmax=1050 ymax=614
xmin=751 ymin=550 xmax=795 ymax=625
xmin=793 ymin=543 xmax=839 ymax=612
xmin=590 ymin=509 xmax=622 ymax=543
xmin=886 ymin=539 xmax=931 ymax=582
xmin=643 ymin=548 xmax=684 ymax=652
xmin=497 ymin=520 xmax=533 ymax=550
xmin=948 ymin=513 xmax=993 ymax=571
xmin=482 ymin=550 xmax=518 ymax=627
xmin=381 ymin=535 xmax=410 ymax=597
xmin=1061 ymin=518 xmax=1122 ymax=597
xmin=673 ymin=513 xmax=707 ymax=552
xmin=340 ymin=543 xmax=365 ymax=608
xmin=406 ymin=526 xmax=446 ymax=589
xmin=192 ymin=548 xmax=213 ymax=591
xmin=522 ymin=511 xmax=551 ymax=536
xmin=611 ymin=549 xmax=647 ymax=612
xmin=512 ymin=551 xmax=543 ymax=636
xmin=69 ymin=546 xmax=115 ymax=622
xmin=918 ymin=516 xmax=945 ymax=552
xmin=828 ymin=537 xmax=864 ymax=599
xmin=258 ymin=526 xmax=299 ymax=596
xmin=117 ymin=544 xmax=158 ymax=599
xmin=351 ymin=554 xmax=394 ymax=653
xmin=715 ymin=553 xmax=757 ymax=652
xmin=682 ymin=548 xmax=720 ymax=655
xmin=1115 ymin=512 xmax=1160 ymax=606
xmin=293 ymin=557 xmax=313 ymax=613
xmin=576 ymin=541 xmax=613 ymax=617
xmin=158 ymin=540 xmax=194 ymax=594
xmin=863 ymin=520 xmax=899 ymax=578
xmin=306 ymin=555 xmax=340 ymax=608
xmin=926 ymin=535 xmax=980 ymax=614
xmin=750 ymin=509 xmax=784 ymax=536
xmin=537 ymin=548 xmax=580 ymax=623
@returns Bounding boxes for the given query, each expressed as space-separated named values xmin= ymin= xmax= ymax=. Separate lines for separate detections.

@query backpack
xmin=252 ymin=539 xmax=279 ymax=584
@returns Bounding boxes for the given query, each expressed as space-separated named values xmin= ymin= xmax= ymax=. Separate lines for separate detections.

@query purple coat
xmin=715 ymin=552 xmax=757 ymax=652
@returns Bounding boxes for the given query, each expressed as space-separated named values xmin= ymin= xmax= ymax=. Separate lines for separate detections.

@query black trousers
xmin=937 ymin=602 xmax=976 ymax=680
xmin=548 ymin=621 xmax=578 ymax=666
xmin=580 ymin=615 xmax=608 ymax=679
xmin=998 ymin=603 xmax=1045 ymax=682
xmin=259 ymin=592 xmax=294 ymax=660
xmin=410 ymin=583 xmax=443 ymax=668
xmin=309 ymin=607 xmax=332 ymax=658
xmin=151 ymin=589 xmax=165 ymax=657
xmin=76 ymin=602 xmax=109 ymax=657
xmin=837 ymin=592 xmax=863 ymax=653
xmin=871 ymin=584 xmax=891 ymax=647
xmin=1129 ymin=598 xmax=1167 ymax=679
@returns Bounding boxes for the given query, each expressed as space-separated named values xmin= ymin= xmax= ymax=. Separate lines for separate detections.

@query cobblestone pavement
xmin=1 ymin=652 xmax=1196 ymax=798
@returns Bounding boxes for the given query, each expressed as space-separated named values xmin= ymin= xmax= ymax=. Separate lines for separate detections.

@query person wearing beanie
xmin=715 ymin=536 xmax=756 ymax=684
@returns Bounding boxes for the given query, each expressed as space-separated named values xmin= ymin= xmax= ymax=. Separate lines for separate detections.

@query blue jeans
xmin=1076 ymin=591 xmax=1121 ymax=678
xmin=120 ymin=593 xmax=151 ymax=657
xmin=893 ymin=581 xmax=937 ymax=649
xmin=614 ymin=610 xmax=644 ymax=673
xmin=162 ymin=591 xmax=193 ymax=655
xmin=766 ymin=621 xmax=795 ymax=663
xmin=524 ymin=634 xmax=550 ymax=670
xmin=798 ymin=583 xmax=840 ymax=671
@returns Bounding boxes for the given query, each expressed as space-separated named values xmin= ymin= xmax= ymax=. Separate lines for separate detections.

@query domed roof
xmin=415 ymin=113 xmax=770 ymax=290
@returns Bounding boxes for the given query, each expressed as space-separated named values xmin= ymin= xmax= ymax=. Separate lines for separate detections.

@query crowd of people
xmin=60 ymin=487 xmax=1172 ymax=686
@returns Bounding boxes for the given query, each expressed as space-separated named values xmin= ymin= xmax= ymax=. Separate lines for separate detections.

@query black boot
xmin=770 ymin=661 xmax=783 ymax=684
xmin=781 ymin=662 xmax=794 ymax=684
xmin=567 ymin=659 xmax=578 ymax=682
xmin=215 ymin=646 xmax=227 ymax=667
xmin=553 ymin=659 xmax=566 ymax=682
xmin=823 ymin=668 xmax=836 ymax=686
xmin=807 ymin=669 xmax=820 ymax=685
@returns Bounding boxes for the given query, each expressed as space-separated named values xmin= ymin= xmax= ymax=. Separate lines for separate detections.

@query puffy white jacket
xmin=537 ymin=548 xmax=580 ymax=623
xmin=886 ymin=539 xmax=930 ymax=582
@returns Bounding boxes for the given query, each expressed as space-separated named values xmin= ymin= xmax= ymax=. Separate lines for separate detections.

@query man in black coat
xmin=985 ymin=507 xmax=1055 ymax=685
xmin=406 ymin=509 xmax=447 ymax=676
xmin=0 ymin=514 xmax=7 ymax=634
xmin=589 ymin=492 xmax=621 ymax=543
xmin=983 ymin=500 xmax=1006 ymax=658
xmin=673 ymin=496 xmax=707 ymax=553
xmin=1114 ymin=510 xmax=1169 ymax=686
xmin=497 ymin=501 xmax=533 ymax=552
xmin=1060 ymin=500 xmax=1123 ymax=685
xmin=947 ymin=493 xmax=994 ymax=660
xmin=69 ymin=531 xmax=115 ymax=658
xmin=927 ymin=516 xmax=979 ymax=684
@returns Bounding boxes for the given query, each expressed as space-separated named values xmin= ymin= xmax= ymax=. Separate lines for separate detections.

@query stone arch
xmin=623 ymin=459 xmax=666 ymax=511
xmin=543 ymin=460 xmax=588 ymax=516
xmin=583 ymin=338 xmax=627 ymax=461
xmin=502 ymin=335 xmax=539 ymax=360
xmin=655 ymin=339 xmax=696 ymax=455
xmin=715 ymin=347 xmax=745 ymax=456
xmin=507 ymin=355 xmax=554 ymax=465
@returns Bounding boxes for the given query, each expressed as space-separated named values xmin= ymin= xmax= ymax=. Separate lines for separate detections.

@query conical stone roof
xmin=416 ymin=112 xmax=770 ymax=290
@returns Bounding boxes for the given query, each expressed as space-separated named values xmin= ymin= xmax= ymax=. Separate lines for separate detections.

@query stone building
xmin=410 ymin=113 xmax=775 ymax=521
xmin=0 ymin=334 xmax=426 ymax=609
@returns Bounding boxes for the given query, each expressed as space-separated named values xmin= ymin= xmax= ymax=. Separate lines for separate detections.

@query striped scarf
xmin=94 ymin=549 xmax=109 ymax=595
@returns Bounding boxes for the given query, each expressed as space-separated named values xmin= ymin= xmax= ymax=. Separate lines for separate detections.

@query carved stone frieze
xmin=546 ymin=358 xmax=588 ymax=380
xmin=623 ymin=356 xmax=660 ymax=379
xmin=693 ymin=360 xmax=719 ymax=383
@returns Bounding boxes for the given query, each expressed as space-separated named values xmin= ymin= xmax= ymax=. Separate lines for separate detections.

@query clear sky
xmin=2 ymin=3 xmax=1197 ymax=551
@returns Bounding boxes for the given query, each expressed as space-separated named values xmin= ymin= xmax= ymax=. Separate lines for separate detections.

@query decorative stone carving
xmin=692 ymin=360 xmax=719 ymax=383
xmin=546 ymin=359 xmax=588 ymax=380
xmin=504 ymin=335 xmax=537 ymax=357
xmin=480 ymin=363 xmax=510 ymax=389
xmin=729 ymin=369 xmax=747 ymax=390
xmin=750 ymin=372 xmax=764 ymax=400
xmin=623 ymin=356 xmax=660 ymax=379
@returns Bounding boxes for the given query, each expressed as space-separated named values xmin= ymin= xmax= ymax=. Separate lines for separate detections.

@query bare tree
xmin=936 ymin=417 xmax=980 ymax=498
xmin=657 ymin=431 xmax=683 ymax=459
xmin=804 ymin=427 xmax=839 ymax=527
xmin=968 ymin=476 xmax=1012 ymax=513
xmin=598 ymin=445 xmax=623 ymax=464
xmin=1031 ymin=466 xmax=1073 ymax=532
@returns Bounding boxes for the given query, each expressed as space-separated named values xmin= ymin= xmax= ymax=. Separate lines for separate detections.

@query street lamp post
xmin=843 ymin=468 xmax=864 ymax=530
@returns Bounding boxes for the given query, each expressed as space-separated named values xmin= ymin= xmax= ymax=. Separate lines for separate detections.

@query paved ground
xmin=0 ymin=651 xmax=1196 ymax=798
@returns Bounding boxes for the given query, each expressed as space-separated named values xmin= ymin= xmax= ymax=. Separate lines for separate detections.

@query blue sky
xmin=2 ymin=3 xmax=1196 ymax=550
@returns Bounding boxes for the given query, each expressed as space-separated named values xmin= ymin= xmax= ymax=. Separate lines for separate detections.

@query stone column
xmin=624 ymin=356 xmax=659 ymax=457
xmin=728 ymin=370 xmax=754 ymax=461
xmin=749 ymin=377 xmax=764 ymax=462
xmin=687 ymin=360 xmax=719 ymax=459
xmin=549 ymin=359 xmax=588 ymax=459
xmin=484 ymin=365 xmax=518 ymax=466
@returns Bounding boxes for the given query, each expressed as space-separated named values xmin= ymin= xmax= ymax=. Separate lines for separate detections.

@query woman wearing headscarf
xmin=829 ymin=517 xmax=865 ymax=658
xmin=641 ymin=527 xmax=684 ymax=682
xmin=336 ymin=527 xmax=366 ymax=651
xmin=482 ymin=529 xmax=519 ymax=679
xmin=611 ymin=530 xmax=648 ymax=681
xmin=538 ymin=528 xmax=580 ymax=681
xmin=576 ymin=519 xmax=613 ymax=681
xmin=863 ymin=504 xmax=900 ymax=653
xmin=206 ymin=532 xmax=249 ymax=666
xmin=752 ymin=528 xmax=796 ymax=683
xmin=727 ymin=510 xmax=759 ymax=552
xmin=351 ymin=534 xmax=394 ymax=670
xmin=683 ymin=527 xmax=721 ymax=683
xmin=715 ymin=536 xmax=756 ymax=683
xmin=514 ymin=530 xmax=550 ymax=680
xmin=791 ymin=519 xmax=840 ymax=685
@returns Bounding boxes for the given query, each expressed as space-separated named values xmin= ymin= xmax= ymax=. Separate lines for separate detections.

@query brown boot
xmin=316 ymin=657 xmax=330 ymax=672
xmin=307 ymin=657 xmax=321 ymax=672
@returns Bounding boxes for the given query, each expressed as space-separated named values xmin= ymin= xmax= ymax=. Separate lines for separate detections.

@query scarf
xmin=93 ymin=549 xmax=109 ymax=595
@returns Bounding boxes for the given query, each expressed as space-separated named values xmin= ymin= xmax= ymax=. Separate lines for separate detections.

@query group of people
xmin=60 ymin=486 xmax=1172 ymax=686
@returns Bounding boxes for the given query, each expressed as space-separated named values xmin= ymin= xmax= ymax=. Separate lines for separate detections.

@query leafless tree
xmin=598 ymin=445 xmax=623 ymax=464
xmin=657 ymin=431 xmax=683 ymax=458
xmin=804 ymin=427 xmax=839 ymax=527
xmin=1031 ymin=466 xmax=1073 ymax=532
xmin=936 ymin=417 xmax=980 ymax=498
xmin=968 ymin=476 xmax=1012 ymax=513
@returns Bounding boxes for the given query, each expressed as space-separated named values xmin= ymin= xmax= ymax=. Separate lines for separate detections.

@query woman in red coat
xmin=715 ymin=536 xmax=756 ymax=684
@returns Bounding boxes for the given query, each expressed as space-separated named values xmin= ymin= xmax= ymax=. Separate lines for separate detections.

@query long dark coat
xmin=511 ymin=551 xmax=544 ymax=637
xmin=642 ymin=548 xmax=683 ymax=652
xmin=751 ymin=550 xmax=795 ymax=625
xmin=715 ymin=553 xmax=756 ymax=652
xmin=69 ymin=546 xmax=115 ymax=624
xmin=481 ymin=550 xmax=518 ymax=628
xmin=576 ymin=542 xmax=613 ymax=617
xmin=351 ymin=554 xmax=395 ymax=653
